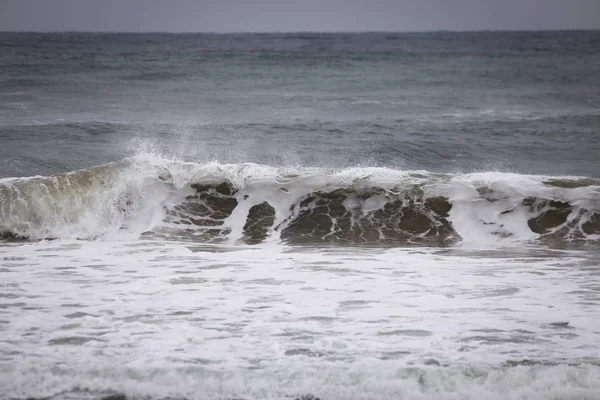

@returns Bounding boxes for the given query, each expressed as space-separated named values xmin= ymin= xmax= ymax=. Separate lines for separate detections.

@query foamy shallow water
xmin=1 ymin=239 xmax=600 ymax=400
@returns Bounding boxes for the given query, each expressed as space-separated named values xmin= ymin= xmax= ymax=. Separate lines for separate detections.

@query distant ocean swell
xmin=1 ymin=154 xmax=599 ymax=246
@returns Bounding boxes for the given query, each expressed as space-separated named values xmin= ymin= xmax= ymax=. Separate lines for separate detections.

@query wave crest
xmin=1 ymin=154 xmax=599 ymax=247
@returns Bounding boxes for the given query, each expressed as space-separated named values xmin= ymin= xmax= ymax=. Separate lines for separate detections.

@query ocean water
xmin=1 ymin=31 xmax=600 ymax=400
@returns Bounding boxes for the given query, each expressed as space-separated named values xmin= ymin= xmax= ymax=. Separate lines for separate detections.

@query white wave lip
xmin=0 ymin=153 xmax=599 ymax=245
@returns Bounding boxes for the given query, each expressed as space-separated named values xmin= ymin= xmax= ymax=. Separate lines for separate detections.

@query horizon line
xmin=1 ymin=28 xmax=599 ymax=35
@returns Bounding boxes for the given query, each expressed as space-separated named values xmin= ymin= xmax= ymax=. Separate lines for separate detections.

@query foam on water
xmin=6 ymin=361 xmax=600 ymax=400
xmin=1 ymin=239 xmax=599 ymax=400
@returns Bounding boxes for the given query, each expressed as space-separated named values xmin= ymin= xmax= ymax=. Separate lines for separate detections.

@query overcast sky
xmin=1 ymin=0 xmax=599 ymax=32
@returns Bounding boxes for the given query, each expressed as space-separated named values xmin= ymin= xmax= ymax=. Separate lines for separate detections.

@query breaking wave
xmin=1 ymin=154 xmax=599 ymax=247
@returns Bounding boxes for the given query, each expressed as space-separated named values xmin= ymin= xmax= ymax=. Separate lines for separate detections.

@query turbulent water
xmin=2 ymin=155 xmax=600 ymax=247
xmin=1 ymin=31 xmax=600 ymax=400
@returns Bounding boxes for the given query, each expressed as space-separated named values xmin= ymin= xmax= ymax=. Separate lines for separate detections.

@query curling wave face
xmin=1 ymin=154 xmax=599 ymax=247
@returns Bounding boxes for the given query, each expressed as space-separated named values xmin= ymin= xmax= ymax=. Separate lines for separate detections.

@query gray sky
xmin=1 ymin=0 xmax=599 ymax=32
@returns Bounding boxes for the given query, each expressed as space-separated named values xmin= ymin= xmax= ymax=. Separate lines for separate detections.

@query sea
xmin=1 ymin=31 xmax=600 ymax=400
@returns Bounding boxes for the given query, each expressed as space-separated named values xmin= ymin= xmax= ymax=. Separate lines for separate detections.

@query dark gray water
xmin=1 ymin=31 xmax=600 ymax=177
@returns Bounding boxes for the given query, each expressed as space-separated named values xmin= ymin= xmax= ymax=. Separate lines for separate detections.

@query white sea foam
xmin=0 ymin=239 xmax=599 ymax=399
